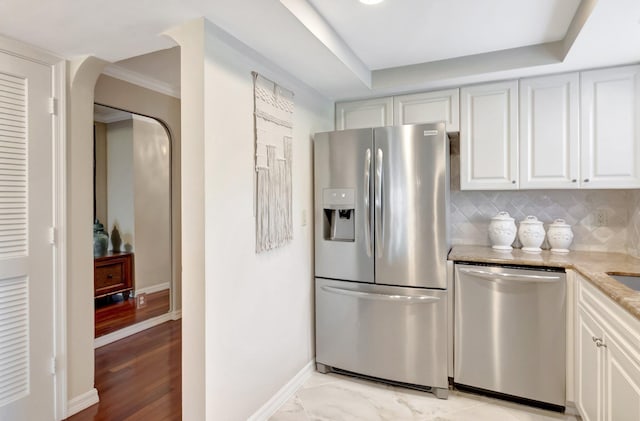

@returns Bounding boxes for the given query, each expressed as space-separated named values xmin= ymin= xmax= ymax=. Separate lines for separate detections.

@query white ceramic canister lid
xmin=549 ymin=218 xmax=570 ymax=228
xmin=491 ymin=211 xmax=514 ymax=221
xmin=520 ymin=215 xmax=543 ymax=225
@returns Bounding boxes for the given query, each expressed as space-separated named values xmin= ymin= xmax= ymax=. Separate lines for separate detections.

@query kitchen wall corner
xmin=627 ymin=190 xmax=640 ymax=258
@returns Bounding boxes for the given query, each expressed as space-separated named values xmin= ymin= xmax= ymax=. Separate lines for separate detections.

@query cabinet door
xmin=460 ymin=81 xmax=518 ymax=190
xmin=519 ymin=73 xmax=580 ymax=189
xmin=393 ymin=89 xmax=459 ymax=131
xmin=577 ymin=306 xmax=604 ymax=421
xmin=335 ymin=97 xmax=393 ymax=130
xmin=581 ymin=65 xmax=640 ymax=188
xmin=605 ymin=334 xmax=640 ymax=421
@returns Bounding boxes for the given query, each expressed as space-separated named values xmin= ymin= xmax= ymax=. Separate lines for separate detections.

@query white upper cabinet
xmin=519 ymin=73 xmax=580 ymax=189
xmin=460 ymin=81 xmax=519 ymax=190
xmin=335 ymin=97 xmax=393 ymax=130
xmin=393 ymin=89 xmax=459 ymax=131
xmin=580 ymin=65 xmax=640 ymax=188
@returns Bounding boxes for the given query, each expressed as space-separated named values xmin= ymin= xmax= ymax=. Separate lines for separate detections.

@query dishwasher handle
xmin=459 ymin=267 xmax=562 ymax=283
xmin=321 ymin=285 xmax=441 ymax=303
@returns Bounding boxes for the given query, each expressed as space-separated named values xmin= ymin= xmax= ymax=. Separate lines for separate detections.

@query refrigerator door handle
xmin=321 ymin=285 xmax=441 ymax=303
xmin=375 ymin=148 xmax=383 ymax=258
xmin=363 ymin=148 xmax=372 ymax=257
xmin=458 ymin=268 xmax=562 ymax=283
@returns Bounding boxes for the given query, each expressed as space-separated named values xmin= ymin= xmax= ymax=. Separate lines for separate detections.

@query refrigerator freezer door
xmin=374 ymin=123 xmax=449 ymax=289
xmin=315 ymin=278 xmax=448 ymax=389
xmin=314 ymin=129 xmax=375 ymax=282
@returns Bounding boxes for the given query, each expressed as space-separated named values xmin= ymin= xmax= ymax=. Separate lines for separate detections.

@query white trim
xmin=279 ymin=0 xmax=371 ymax=88
xmin=94 ymin=312 xmax=175 ymax=348
xmin=0 ymin=33 xmax=61 ymax=66
xmin=564 ymin=402 xmax=580 ymax=416
xmin=66 ymin=388 xmax=99 ymax=417
xmin=247 ymin=360 xmax=315 ymax=421
xmin=52 ymin=59 xmax=68 ymax=421
xmin=171 ymin=309 xmax=182 ymax=321
xmin=102 ymin=64 xmax=181 ymax=99
xmin=134 ymin=282 xmax=171 ymax=296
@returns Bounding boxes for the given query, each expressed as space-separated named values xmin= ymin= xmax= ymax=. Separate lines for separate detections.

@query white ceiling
xmin=307 ymin=0 xmax=581 ymax=70
xmin=1 ymin=0 xmax=639 ymax=100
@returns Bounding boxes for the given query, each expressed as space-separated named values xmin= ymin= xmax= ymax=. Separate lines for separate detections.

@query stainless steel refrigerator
xmin=314 ymin=123 xmax=450 ymax=398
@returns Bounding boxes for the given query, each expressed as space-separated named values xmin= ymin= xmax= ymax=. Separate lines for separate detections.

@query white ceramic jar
xmin=518 ymin=215 xmax=545 ymax=252
xmin=488 ymin=211 xmax=517 ymax=250
xmin=547 ymin=219 xmax=574 ymax=253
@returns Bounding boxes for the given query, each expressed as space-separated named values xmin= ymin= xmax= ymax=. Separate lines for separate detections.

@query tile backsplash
xmin=450 ymin=189 xmax=632 ymax=252
xmin=449 ymin=136 xmax=636 ymax=253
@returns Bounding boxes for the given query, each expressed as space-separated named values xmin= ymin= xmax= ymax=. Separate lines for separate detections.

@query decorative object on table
xmin=93 ymin=219 xmax=109 ymax=257
xmin=253 ymin=71 xmax=294 ymax=253
xmin=547 ymin=219 xmax=574 ymax=253
xmin=488 ymin=211 xmax=517 ymax=251
xmin=518 ymin=215 xmax=545 ymax=252
xmin=110 ymin=225 xmax=122 ymax=252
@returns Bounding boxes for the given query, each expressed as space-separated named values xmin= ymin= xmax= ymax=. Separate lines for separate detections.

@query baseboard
xmin=564 ymin=402 xmax=580 ymax=416
xmin=66 ymin=388 xmax=99 ymax=417
xmin=171 ymin=309 xmax=182 ymax=320
xmin=134 ymin=283 xmax=170 ymax=296
xmin=94 ymin=312 xmax=174 ymax=348
xmin=247 ymin=360 xmax=315 ymax=421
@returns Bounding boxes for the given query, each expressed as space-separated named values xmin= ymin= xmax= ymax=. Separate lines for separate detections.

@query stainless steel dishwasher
xmin=454 ymin=263 xmax=566 ymax=410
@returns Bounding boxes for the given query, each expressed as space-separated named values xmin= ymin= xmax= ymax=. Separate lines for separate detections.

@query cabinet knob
xmin=107 ymin=274 xmax=113 ymax=279
xmin=592 ymin=336 xmax=607 ymax=348
xmin=571 ymin=179 xmax=577 ymax=183
xmin=511 ymin=180 xmax=516 ymax=184
xmin=584 ymin=178 xmax=590 ymax=183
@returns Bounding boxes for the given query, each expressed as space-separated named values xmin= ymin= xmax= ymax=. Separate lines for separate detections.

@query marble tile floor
xmin=270 ymin=372 xmax=579 ymax=421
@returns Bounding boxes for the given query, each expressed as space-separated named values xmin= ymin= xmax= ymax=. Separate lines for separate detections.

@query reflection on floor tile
xmin=269 ymin=372 xmax=578 ymax=421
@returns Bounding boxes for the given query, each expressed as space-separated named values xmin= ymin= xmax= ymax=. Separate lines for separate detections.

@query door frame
xmin=0 ymin=35 xmax=67 ymax=420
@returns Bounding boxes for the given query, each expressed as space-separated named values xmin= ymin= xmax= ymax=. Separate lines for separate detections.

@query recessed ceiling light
xmin=360 ymin=0 xmax=384 ymax=5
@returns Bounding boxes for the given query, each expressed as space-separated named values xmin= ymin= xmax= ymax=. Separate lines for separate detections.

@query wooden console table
xmin=94 ymin=252 xmax=135 ymax=299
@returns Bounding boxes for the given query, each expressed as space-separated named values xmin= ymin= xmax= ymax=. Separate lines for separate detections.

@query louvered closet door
xmin=0 ymin=52 xmax=54 ymax=420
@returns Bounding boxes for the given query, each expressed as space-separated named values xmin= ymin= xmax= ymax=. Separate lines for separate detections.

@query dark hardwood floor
xmin=95 ymin=289 xmax=171 ymax=337
xmin=66 ymin=320 xmax=182 ymax=421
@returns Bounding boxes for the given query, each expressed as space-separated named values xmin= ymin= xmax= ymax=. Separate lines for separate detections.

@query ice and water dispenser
xmin=322 ymin=188 xmax=355 ymax=242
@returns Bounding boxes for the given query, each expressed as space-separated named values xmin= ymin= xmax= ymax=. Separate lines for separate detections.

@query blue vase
xmin=93 ymin=219 xmax=109 ymax=257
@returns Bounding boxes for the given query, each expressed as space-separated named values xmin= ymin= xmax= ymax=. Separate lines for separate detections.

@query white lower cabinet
xmin=605 ymin=336 xmax=640 ymax=421
xmin=576 ymin=277 xmax=640 ymax=421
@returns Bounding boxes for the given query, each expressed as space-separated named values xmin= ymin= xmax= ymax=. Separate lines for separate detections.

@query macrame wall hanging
xmin=253 ymin=72 xmax=294 ymax=253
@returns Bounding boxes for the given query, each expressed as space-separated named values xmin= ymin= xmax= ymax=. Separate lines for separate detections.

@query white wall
xmin=168 ymin=18 xmax=333 ymax=420
xmin=132 ymin=115 xmax=171 ymax=290
xmin=94 ymin=122 xmax=108 ymax=225
xmin=629 ymin=190 xmax=640 ymax=257
xmin=66 ymin=56 xmax=107 ymax=412
xmin=106 ymin=119 xmax=135 ymax=250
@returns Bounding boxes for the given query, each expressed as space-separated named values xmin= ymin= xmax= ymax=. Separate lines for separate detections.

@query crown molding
xmin=101 ymin=64 xmax=180 ymax=98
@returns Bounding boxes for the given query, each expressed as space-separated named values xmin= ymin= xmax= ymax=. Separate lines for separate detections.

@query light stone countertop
xmin=449 ymin=245 xmax=640 ymax=321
